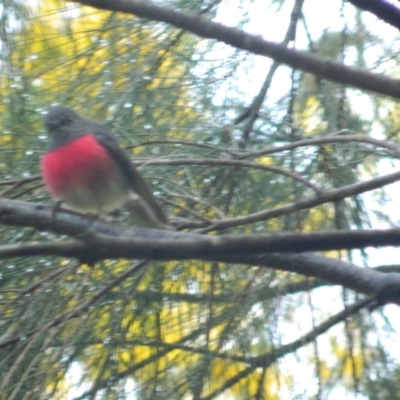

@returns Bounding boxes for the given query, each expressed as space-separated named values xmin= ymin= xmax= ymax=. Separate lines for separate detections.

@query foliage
xmin=0 ymin=0 xmax=400 ymax=399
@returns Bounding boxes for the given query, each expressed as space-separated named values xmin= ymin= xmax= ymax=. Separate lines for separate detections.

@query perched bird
xmin=41 ymin=105 xmax=168 ymax=229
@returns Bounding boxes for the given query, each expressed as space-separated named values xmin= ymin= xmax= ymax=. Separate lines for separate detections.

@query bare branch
xmin=199 ymin=168 xmax=400 ymax=231
xmin=2 ymin=198 xmax=400 ymax=304
xmin=4 ymin=198 xmax=400 ymax=260
xmin=237 ymin=134 xmax=400 ymax=159
xmin=0 ymin=260 xmax=149 ymax=350
xmin=347 ymin=0 xmax=400 ymax=31
xmin=202 ymin=297 xmax=372 ymax=398
xmin=241 ymin=0 xmax=305 ymax=143
xmin=70 ymin=0 xmax=400 ymax=99
xmin=136 ymin=157 xmax=322 ymax=194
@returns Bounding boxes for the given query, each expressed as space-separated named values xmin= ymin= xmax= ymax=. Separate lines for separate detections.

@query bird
xmin=40 ymin=105 xmax=169 ymax=229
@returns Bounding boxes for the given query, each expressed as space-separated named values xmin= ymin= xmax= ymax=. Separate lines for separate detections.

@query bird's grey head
xmin=44 ymin=105 xmax=84 ymax=149
xmin=45 ymin=105 xmax=80 ymax=131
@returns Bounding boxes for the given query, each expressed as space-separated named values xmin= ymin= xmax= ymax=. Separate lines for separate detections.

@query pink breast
xmin=41 ymin=134 xmax=115 ymax=200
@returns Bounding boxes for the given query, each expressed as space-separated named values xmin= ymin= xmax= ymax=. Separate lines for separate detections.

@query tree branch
xmin=241 ymin=0 xmax=305 ymax=144
xmin=4 ymin=198 xmax=400 ymax=260
xmin=70 ymin=0 xmax=400 ymax=99
xmin=2 ymin=198 xmax=400 ymax=304
xmin=137 ymin=157 xmax=322 ymax=194
xmin=198 ymin=168 xmax=400 ymax=231
xmin=202 ymin=297 xmax=372 ymax=399
xmin=236 ymin=134 xmax=400 ymax=159
xmin=347 ymin=0 xmax=400 ymax=31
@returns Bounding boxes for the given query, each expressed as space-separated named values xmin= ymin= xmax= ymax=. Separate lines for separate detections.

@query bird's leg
xmin=108 ymin=209 xmax=122 ymax=222
xmin=51 ymin=200 xmax=63 ymax=220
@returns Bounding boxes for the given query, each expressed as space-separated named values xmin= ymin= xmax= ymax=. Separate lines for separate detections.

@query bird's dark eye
xmin=48 ymin=119 xmax=61 ymax=129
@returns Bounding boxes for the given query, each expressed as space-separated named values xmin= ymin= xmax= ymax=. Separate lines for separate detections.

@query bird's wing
xmin=90 ymin=121 xmax=168 ymax=225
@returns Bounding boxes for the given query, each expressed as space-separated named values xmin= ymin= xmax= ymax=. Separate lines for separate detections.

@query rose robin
xmin=41 ymin=105 xmax=168 ymax=229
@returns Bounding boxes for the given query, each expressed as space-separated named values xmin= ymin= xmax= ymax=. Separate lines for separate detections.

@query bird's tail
xmin=125 ymin=192 xmax=170 ymax=229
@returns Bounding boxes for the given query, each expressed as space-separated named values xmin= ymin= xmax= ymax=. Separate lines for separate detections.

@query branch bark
xmin=70 ymin=0 xmax=400 ymax=99
xmin=4 ymin=198 xmax=400 ymax=259
xmin=1 ymin=198 xmax=400 ymax=305
xmin=347 ymin=0 xmax=400 ymax=31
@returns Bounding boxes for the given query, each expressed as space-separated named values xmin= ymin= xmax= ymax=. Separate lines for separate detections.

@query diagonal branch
xmin=236 ymin=134 xmax=400 ymax=159
xmin=137 ymin=157 xmax=322 ymax=194
xmin=241 ymin=0 xmax=305 ymax=144
xmin=70 ymin=0 xmax=400 ymax=99
xmin=199 ymin=168 xmax=400 ymax=231
xmin=202 ymin=297 xmax=372 ymax=399
xmin=347 ymin=0 xmax=400 ymax=31
xmin=0 ymin=259 xmax=149 ymax=350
